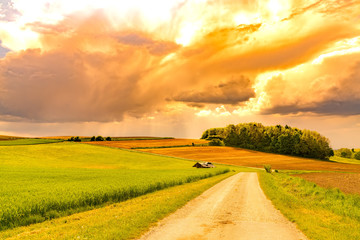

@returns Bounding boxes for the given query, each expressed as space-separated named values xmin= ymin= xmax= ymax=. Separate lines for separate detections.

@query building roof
xmin=193 ymin=162 xmax=215 ymax=168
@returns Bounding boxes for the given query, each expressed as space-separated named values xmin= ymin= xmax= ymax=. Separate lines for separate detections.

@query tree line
xmin=335 ymin=148 xmax=360 ymax=160
xmin=67 ymin=136 xmax=112 ymax=142
xmin=201 ymin=123 xmax=334 ymax=160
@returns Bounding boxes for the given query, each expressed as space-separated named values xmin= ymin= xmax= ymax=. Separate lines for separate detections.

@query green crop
xmin=0 ymin=142 xmax=228 ymax=230
xmin=0 ymin=139 xmax=62 ymax=146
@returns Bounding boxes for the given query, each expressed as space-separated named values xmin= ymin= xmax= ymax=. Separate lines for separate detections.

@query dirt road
xmin=139 ymin=173 xmax=307 ymax=240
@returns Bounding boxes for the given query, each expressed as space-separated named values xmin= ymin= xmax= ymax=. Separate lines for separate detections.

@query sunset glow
xmin=0 ymin=0 xmax=359 ymax=147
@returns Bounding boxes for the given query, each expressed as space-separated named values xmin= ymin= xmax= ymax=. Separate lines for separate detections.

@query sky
xmin=0 ymin=0 xmax=359 ymax=148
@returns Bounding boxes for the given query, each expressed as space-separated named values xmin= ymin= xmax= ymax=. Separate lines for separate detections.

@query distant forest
xmin=201 ymin=123 xmax=334 ymax=160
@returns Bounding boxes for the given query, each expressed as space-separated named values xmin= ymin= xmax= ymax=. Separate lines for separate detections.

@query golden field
xmin=86 ymin=139 xmax=208 ymax=149
xmin=140 ymin=146 xmax=360 ymax=173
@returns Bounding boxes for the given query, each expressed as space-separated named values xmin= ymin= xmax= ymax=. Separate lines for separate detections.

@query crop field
xmin=0 ymin=135 xmax=23 ymax=140
xmin=295 ymin=172 xmax=360 ymax=195
xmin=0 ymin=138 xmax=62 ymax=146
xmin=86 ymin=138 xmax=209 ymax=149
xmin=330 ymin=155 xmax=360 ymax=165
xmin=140 ymin=146 xmax=360 ymax=173
xmin=0 ymin=172 xmax=237 ymax=240
xmin=0 ymin=142 xmax=228 ymax=230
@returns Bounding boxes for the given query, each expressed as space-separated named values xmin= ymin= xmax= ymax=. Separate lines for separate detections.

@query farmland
xmin=0 ymin=135 xmax=23 ymax=140
xmin=86 ymin=138 xmax=209 ymax=149
xmin=295 ymin=172 xmax=360 ymax=195
xmin=2 ymin=136 xmax=360 ymax=240
xmin=140 ymin=146 xmax=360 ymax=173
xmin=0 ymin=172 xmax=237 ymax=240
xmin=0 ymin=138 xmax=62 ymax=146
xmin=0 ymin=142 xmax=229 ymax=230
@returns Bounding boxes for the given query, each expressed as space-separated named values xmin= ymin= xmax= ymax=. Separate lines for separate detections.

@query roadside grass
xmin=0 ymin=142 xmax=229 ymax=230
xmin=0 ymin=138 xmax=62 ymax=146
xmin=259 ymin=172 xmax=360 ymax=240
xmin=330 ymin=155 xmax=360 ymax=165
xmin=0 ymin=172 xmax=236 ymax=240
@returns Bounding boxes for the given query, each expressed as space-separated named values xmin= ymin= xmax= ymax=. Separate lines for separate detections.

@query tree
xmin=74 ymin=136 xmax=81 ymax=142
xmin=106 ymin=137 xmax=112 ymax=141
xmin=354 ymin=151 xmax=360 ymax=160
xmin=339 ymin=148 xmax=352 ymax=158
xmin=95 ymin=136 xmax=104 ymax=141
xmin=90 ymin=136 xmax=96 ymax=141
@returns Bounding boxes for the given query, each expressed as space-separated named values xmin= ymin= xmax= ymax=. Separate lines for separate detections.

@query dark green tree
xmin=95 ymin=136 xmax=104 ymax=141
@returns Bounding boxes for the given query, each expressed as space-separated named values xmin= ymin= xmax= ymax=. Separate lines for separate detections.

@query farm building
xmin=192 ymin=162 xmax=215 ymax=168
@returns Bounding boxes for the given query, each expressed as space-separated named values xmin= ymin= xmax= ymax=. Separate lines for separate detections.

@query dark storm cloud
xmin=172 ymin=77 xmax=255 ymax=105
xmin=262 ymin=55 xmax=360 ymax=116
xmin=117 ymin=32 xmax=180 ymax=55
xmin=263 ymin=100 xmax=360 ymax=116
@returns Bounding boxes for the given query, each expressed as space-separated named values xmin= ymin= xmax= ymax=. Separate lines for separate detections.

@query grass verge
xmin=259 ymin=172 xmax=360 ymax=240
xmin=0 ymin=171 xmax=236 ymax=240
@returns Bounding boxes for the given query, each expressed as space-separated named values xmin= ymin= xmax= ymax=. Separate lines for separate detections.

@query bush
xmin=67 ymin=137 xmax=74 ymax=141
xmin=106 ymin=137 xmax=112 ymax=141
xmin=264 ymin=165 xmax=272 ymax=173
xmin=90 ymin=136 xmax=96 ymax=141
xmin=209 ymin=139 xmax=225 ymax=146
xmin=74 ymin=136 xmax=81 ymax=142
xmin=339 ymin=148 xmax=352 ymax=158
xmin=355 ymin=151 xmax=360 ymax=160
xmin=95 ymin=136 xmax=104 ymax=141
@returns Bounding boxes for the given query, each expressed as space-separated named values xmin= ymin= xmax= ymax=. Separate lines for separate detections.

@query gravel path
xmin=138 ymin=172 xmax=307 ymax=240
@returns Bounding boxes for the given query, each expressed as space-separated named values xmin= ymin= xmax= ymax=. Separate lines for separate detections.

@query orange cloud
xmin=0 ymin=0 xmax=359 ymax=125
xmin=262 ymin=51 xmax=360 ymax=115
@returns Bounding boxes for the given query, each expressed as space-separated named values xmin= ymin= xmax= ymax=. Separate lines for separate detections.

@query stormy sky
xmin=0 ymin=0 xmax=359 ymax=148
